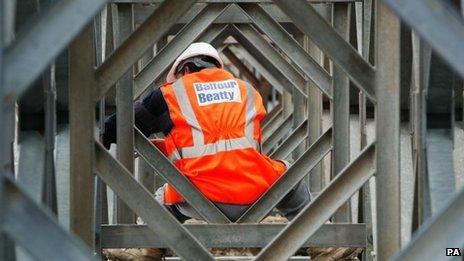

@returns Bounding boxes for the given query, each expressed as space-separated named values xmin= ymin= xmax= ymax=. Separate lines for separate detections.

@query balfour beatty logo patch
xmin=193 ymin=80 xmax=242 ymax=106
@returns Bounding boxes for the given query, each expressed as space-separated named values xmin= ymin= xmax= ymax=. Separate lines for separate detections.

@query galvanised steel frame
xmin=1 ymin=0 xmax=463 ymax=260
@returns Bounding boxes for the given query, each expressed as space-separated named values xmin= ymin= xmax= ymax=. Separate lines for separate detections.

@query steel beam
xmin=3 ymin=0 xmax=105 ymax=99
xmin=262 ymin=103 xmax=282 ymax=127
xmin=273 ymin=0 xmax=376 ymax=101
xmin=270 ymin=120 xmax=308 ymax=160
xmin=222 ymin=48 xmax=260 ymax=88
xmin=101 ymin=223 xmax=366 ymax=248
xmin=305 ymin=39 xmax=325 ymax=193
xmin=394 ymin=188 xmax=464 ymax=261
xmin=0 ymin=2 xmax=6 ymax=255
xmin=381 ymin=0 xmax=464 ymax=79
xmin=3 ymin=178 xmax=96 ymax=261
xmin=43 ymin=65 xmax=58 ymax=213
xmin=263 ymin=113 xmax=294 ymax=154
xmin=133 ymin=5 xmax=229 ymax=98
xmin=94 ymin=142 xmax=215 ymax=260
xmin=410 ymin=33 xmax=432 ymax=230
xmin=134 ymin=129 xmax=231 ymax=223
xmin=16 ymin=132 xmax=45 ymax=203
xmin=237 ymin=3 xmax=332 ymax=99
xmin=255 ymin=143 xmax=376 ymax=261
xmin=234 ymin=24 xmax=307 ymax=97
xmin=69 ymin=24 xmax=96 ymax=247
xmin=113 ymin=3 xmax=135 ymax=224
xmin=238 ymin=128 xmax=332 ymax=223
xmin=375 ymin=2 xmax=401 ymax=259
xmin=229 ymin=26 xmax=301 ymax=95
xmin=332 ymin=2 xmax=351 ymax=222
xmin=95 ymin=0 xmax=196 ymax=100
xmin=228 ymin=45 xmax=285 ymax=94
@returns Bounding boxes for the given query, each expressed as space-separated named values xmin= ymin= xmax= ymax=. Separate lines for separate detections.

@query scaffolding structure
xmin=1 ymin=0 xmax=464 ymax=260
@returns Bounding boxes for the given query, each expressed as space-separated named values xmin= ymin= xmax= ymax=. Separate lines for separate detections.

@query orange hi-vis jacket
xmin=160 ymin=68 xmax=286 ymax=205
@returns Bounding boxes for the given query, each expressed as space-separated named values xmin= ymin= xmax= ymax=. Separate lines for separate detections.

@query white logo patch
xmin=193 ymin=80 xmax=242 ymax=106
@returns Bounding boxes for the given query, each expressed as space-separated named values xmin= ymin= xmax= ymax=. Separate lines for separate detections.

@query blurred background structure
xmin=1 ymin=0 xmax=464 ymax=260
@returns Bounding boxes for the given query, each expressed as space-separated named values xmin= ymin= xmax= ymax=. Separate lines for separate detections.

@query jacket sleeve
xmin=103 ymin=88 xmax=172 ymax=149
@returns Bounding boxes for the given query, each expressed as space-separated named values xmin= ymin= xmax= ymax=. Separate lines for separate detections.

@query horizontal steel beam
xmin=394 ymin=188 xmax=464 ymax=260
xmin=270 ymin=120 xmax=308 ymax=160
xmin=238 ymin=3 xmax=332 ymax=99
xmin=234 ymin=24 xmax=307 ymax=97
xmin=238 ymin=128 xmax=333 ymax=223
xmin=95 ymin=0 xmax=196 ymax=100
xmin=101 ymin=223 xmax=366 ymax=248
xmin=133 ymin=4 xmax=229 ymax=98
xmin=94 ymin=141 xmax=215 ymax=260
xmin=3 ymin=0 xmax=106 ymax=99
xmin=255 ymin=142 xmax=376 ymax=261
xmin=273 ymin=0 xmax=376 ymax=102
xmin=3 ymin=178 xmax=96 ymax=261
xmin=134 ymin=129 xmax=231 ymax=223
xmin=381 ymin=0 xmax=464 ymax=79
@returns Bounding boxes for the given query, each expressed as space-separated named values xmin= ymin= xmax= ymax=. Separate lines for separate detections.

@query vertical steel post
xmin=0 ymin=0 xmax=5 ymax=257
xmin=356 ymin=1 xmax=375 ymax=259
xmin=113 ymin=3 xmax=135 ymax=224
xmin=375 ymin=1 xmax=401 ymax=259
xmin=43 ymin=64 xmax=58 ymax=213
xmin=332 ymin=2 xmax=351 ymax=222
xmin=2 ymin=2 xmax=17 ymax=259
xmin=410 ymin=33 xmax=431 ymax=232
xmin=293 ymin=32 xmax=307 ymax=161
xmin=305 ymin=38 xmax=324 ymax=192
xmin=69 ymin=24 xmax=96 ymax=248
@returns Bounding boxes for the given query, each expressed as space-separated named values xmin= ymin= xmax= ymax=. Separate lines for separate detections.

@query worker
xmin=103 ymin=42 xmax=310 ymax=222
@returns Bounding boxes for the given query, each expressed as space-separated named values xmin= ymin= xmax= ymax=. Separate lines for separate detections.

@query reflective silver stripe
xmin=170 ymin=79 xmax=259 ymax=161
xmin=168 ymin=150 xmax=182 ymax=162
xmin=244 ymin=82 xmax=257 ymax=146
xmin=172 ymin=79 xmax=204 ymax=147
xmin=180 ymin=137 xmax=257 ymax=159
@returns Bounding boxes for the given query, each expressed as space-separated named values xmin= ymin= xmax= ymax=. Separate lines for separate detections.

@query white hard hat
xmin=166 ymin=42 xmax=223 ymax=83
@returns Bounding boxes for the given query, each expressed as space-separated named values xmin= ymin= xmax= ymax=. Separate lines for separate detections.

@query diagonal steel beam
xmin=393 ymin=188 xmax=464 ymax=261
xmin=134 ymin=129 xmax=231 ymax=223
xmin=255 ymin=142 xmax=376 ymax=260
xmin=233 ymin=24 xmax=307 ymax=97
xmin=238 ymin=128 xmax=332 ymax=223
xmin=262 ymin=113 xmax=294 ymax=154
xmin=237 ymin=3 xmax=332 ymax=99
xmin=222 ymin=47 xmax=261 ymax=88
xmin=133 ymin=3 xmax=229 ymax=98
xmin=229 ymin=26 xmax=305 ymax=97
xmin=262 ymin=103 xmax=282 ymax=127
xmin=381 ymin=0 xmax=464 ymax=79
xmin=94 ymin=141 xmax=215 ymax=260
xmin=95 ymin=0 xmax=196 ymax=100
xmin=3 ymin=178 xmax=96 ymax=261
xmin=262 ymin=112 xmax=291 ymax=142
xmin=270 ymin=119 xmax=308 ymax=160
xmin=228 ymin=44 xmax=284 ymax=94
xmin=273 ymin=0 xmax=376 ymax=102
xmin=3 ymin=0 xmax=106 ymax=99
